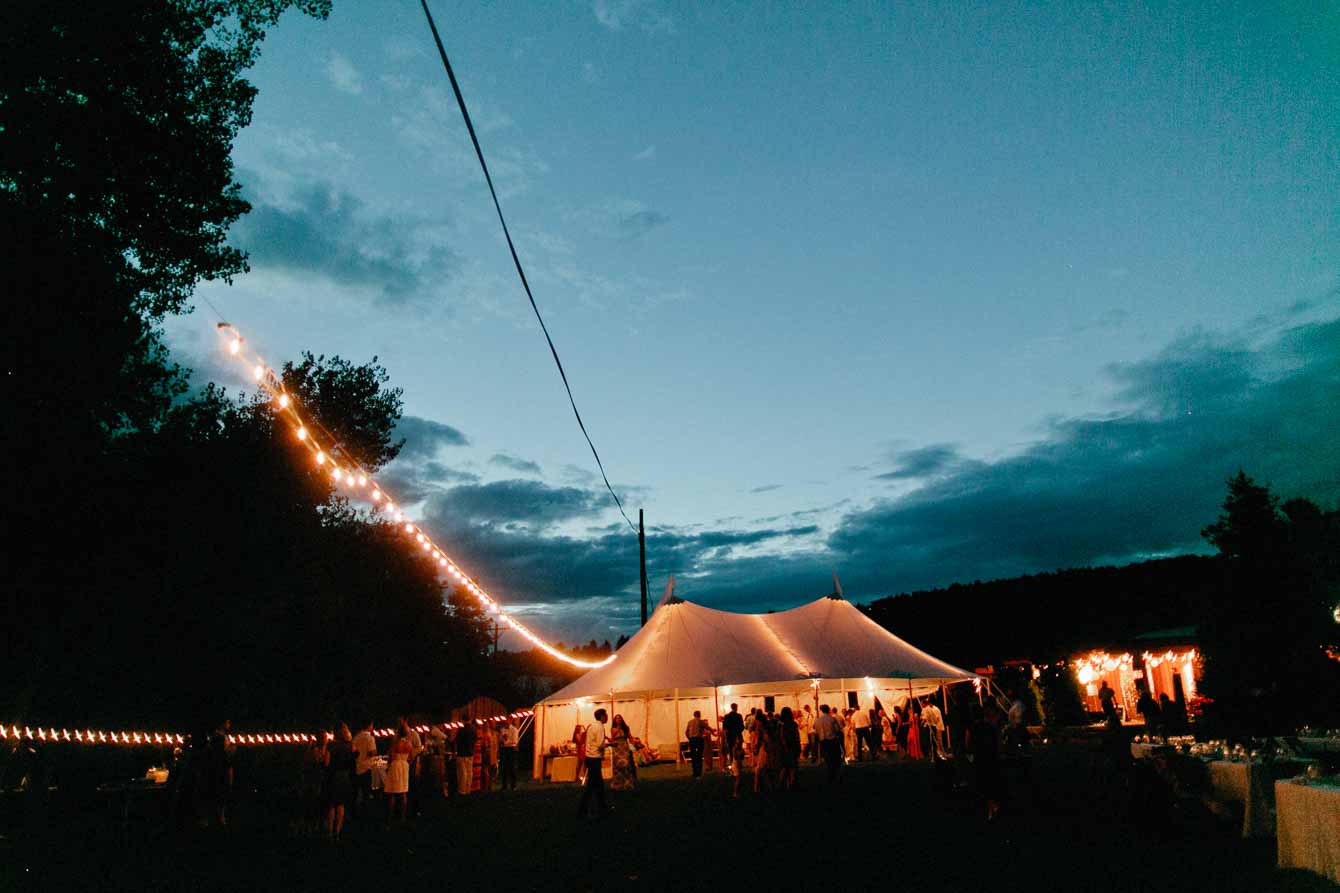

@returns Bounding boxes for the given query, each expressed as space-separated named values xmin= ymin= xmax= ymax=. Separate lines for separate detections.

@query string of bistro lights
xmin=0 ymin=711 xmax=535 ymax=748
xmin=219 ymin=323 xmax=617 ymax=672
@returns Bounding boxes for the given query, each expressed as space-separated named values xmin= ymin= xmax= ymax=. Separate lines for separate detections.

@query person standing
xmin=300 ymin=732 xmax=329 ymax=836
xmin=577 ymin=708 xmax=610 ymax=817
xmin=352 ymin=719 xmax=378 ymax=812
xmin=798 ymin=704 xmax=816 ymax=762
xmin=384 ymin=725 xmax=412 ymax=823
xmin=609 ymin=714 xmax=637 ymax=791
xmin=685 ymin=710 xmax=708 ymax=779
xmin=814 ymin=704 xmax=842 ymax=783
xmin=851 ymin=705 xmax=871 ymax=761
xmin=479 ymin=722 xmax=497 ymax=793
xmin=325 ymin=723 xmax=355 ymax=840
xmin=967 ymin=704 xmax=1003 ymax=820
xmin=498 ymin=717 xmax=519 ymax=791
xmin=778 ymin=707 xmax=800 ymax=790
xmin=1098 ymin=681 xmax=1119 ymax=724
xmin=922 ymin=697 xmax=945 ymax=759
xmin=750 ymin=711 xmax=770 ymax=793
xmin=868 ymin=706 xmax=883 ymax=759
xmin=721 ymin=704 xmax=745 ymax=772
xmin=454 ymin=719 xmax=476 ymax=797
xmin=905 ymin=701 xmax=924 ymax=760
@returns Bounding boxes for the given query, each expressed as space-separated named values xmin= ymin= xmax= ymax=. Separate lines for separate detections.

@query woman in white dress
xmin=384 ymin=723 xmax=412 ymax=822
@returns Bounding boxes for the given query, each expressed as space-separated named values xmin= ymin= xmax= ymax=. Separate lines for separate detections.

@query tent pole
xmin=713 ymin=684 xmax=720 ymax=772
xmin=535 ymin=705 xmax=546 ymax=781
xmin=674 ymin=688 xmax=682 ymax=769
xmin=940 ymin=682 xmax=948 ymax=756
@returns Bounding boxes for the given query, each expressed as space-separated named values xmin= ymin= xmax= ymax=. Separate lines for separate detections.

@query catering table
xmin=544 ymin=754 xmax=578 ymax=783
xmin=1204 ymin=761 xmax=1279 ymax=838
xmin=1130 ymin=742 xmax=1166 ymax=761
xmin=1299 ymin=737 xmax=1340 ymax=754
xmin=1275 ymin=779 xmax=1340 ymax=884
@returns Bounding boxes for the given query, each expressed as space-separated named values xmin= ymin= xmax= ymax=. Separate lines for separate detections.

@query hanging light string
xmin=219 ymin=323 xmax=617 ymax=671
xmin=0 ymin=710 xmax=535 ymax=748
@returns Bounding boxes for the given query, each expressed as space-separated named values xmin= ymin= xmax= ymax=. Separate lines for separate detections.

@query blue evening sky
xmin=169 ymin=0 xmax=1340 ymax=644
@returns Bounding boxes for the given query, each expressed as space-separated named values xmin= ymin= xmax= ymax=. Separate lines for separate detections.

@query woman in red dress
xmin=905 ymin=699 xmax=925 ymax=760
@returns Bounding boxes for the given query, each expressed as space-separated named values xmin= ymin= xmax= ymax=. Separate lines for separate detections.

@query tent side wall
xmin=533 ymin=677 xmax=966 ymax=778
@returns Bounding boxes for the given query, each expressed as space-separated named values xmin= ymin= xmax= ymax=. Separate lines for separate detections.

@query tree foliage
xmin=1 ymin=1 xmax=504 ymax=730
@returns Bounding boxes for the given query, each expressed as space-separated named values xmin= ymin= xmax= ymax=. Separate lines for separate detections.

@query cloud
xmin=326 ymin=51 xmax=364 ymax=95
xmin=570 ymin=199 xmax=669 ymax=241
xmin=401 ymin=306 xmax=1340 ymax=645
xmin=229 ymin=177 xmax=457 ymax=305
xmin=490 ymin=453 xmax=542 ymax=475
xmin=633 ymin=145 xmax=656 ymax=161
xmin=593 ymin=0 xmax=675 ymax=33
xmin=873 ymin=444 xmax=973 ymax=481
xmin=830 ymin=314 xmax=1340 ymax=592
xmin=619 ymin=209 xmax=669 ymax=239
xmin=393 ymin=415 xmax=470 ymax=460
xmin=428 ymin=479 xmax=605 ymax=529
xmin=749 ymin=484 xmax=783 ymax=494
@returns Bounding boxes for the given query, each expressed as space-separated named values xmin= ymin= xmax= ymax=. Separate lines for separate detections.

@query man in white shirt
xmin=921 ymin=698 xmax=945 ymax=758
xmin=499 ymin=718 xmax=520 ymax=791
xmin=352 ymin=719 xmax=378 ymax=810
xmin=851 ymin=705 xmax=872 ymax=761
xmin=578 ymin=709 xmax=609 ymax=816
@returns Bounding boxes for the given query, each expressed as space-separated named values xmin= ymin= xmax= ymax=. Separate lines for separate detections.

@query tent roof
xmin=540 ymin=596 xmax=974 ymax=704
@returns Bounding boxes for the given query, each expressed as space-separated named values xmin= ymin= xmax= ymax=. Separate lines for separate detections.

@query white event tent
xmin=533 ymin=595 xmax=976 ymax=777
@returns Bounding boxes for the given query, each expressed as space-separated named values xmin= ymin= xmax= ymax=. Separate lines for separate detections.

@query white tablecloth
xmin=1275 ymin=780 xmax=1340 ymax=883
xmin=547 ymin=754 xmax=578 ymax=783
xmin=1206 ymin=761 xmax=1273 ymax=838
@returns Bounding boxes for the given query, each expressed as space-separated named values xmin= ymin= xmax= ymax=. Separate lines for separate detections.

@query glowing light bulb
xmin=356 ymin=474 xmax=367 ymax=487
xmin=316 ymin=451 xmax=326 ymax=465
xmin=278 ymin=394 xmax=290 ymax=409
xmin=394 ymin=511 xmax=403 ymax=522
xmin=371 ymin=489 xmax=382 ymax=502
xmin=296 ymin=427 xmax=307 ymax=441
xmin=404 ymin=523 xmax=414 ymax=533
xmin=253 ymin=365 xmax=264 ymax=381
xmin=229 ymin=338 xmax=241 ymax=355
xmin=332 ymin=468 xmax=343 ymax=483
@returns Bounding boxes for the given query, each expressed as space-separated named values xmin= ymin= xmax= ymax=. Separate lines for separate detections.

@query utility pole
xmin=639 ymin=509 xmax=649 ymax=627
xmin=490 ymin=619 xmax=501 ymax=656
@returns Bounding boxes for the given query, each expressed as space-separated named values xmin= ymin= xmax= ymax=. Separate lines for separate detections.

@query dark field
xmin=1 ymin=746 xmax=1334 ymax=893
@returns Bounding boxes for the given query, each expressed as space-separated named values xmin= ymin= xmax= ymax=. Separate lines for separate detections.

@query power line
xmin=418 ymin=0 xmax=638 ymax=535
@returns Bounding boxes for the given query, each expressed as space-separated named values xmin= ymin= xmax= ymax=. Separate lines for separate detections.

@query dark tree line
xmin=1 ymin=1 xmax=505 ymax=730
xmin=863 ymin=472 xmax=1340 ymax=732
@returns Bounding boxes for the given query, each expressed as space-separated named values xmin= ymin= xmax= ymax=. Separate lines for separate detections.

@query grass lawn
xmin=2 ymin=746 xmax=1335 ymax=892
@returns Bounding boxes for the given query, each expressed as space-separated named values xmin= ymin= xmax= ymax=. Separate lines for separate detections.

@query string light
xmin=216 ymin=323 xmax=617 ymax=671
xmin=0 ymin=711 xmax=538 ymax=748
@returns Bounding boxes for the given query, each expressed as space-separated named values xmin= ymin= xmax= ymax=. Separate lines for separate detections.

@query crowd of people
xmin=298 ymin=715 xmax=523 ymax=840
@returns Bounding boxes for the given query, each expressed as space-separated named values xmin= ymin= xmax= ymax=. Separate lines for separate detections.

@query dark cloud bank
xmin=389 ymin=312 xmax=1340 ymax=641
xmin=230 ymin=177 xmax=456 ymax=305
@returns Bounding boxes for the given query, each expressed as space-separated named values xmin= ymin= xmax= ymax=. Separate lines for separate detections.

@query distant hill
xmin=861 ymin=554 xmax=1228 ymax=668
